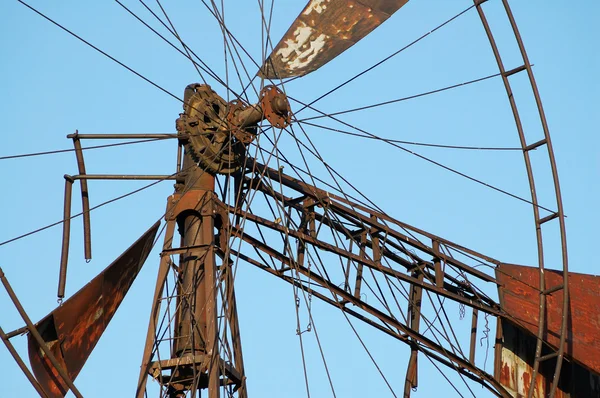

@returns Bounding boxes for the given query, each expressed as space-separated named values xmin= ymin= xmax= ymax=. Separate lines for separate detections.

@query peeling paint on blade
xmin=259 ymin=0 xmax=409 ymax=79
xmin=303 ymin=0 xmax=328 ymax=15
xmin=276 ymin=23 xmax=328 ymax=72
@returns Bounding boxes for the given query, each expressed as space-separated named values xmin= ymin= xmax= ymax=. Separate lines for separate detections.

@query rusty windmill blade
xmin=258 ymin=0 xmax=409 ymax=79
xmin=496 ymin=264 xmax=600 ymax=389
xmin=27 ymin=221 xmax=160 ymax=398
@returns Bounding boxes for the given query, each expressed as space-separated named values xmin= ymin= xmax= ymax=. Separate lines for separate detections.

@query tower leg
xmin=136 ymin=209 xmax=177 ymax=398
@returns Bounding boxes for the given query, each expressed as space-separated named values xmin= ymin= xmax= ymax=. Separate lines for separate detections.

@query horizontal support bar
xmin=4 ymin=325 xmax=28 ymax=339
xmin=524 ymin=138 xmax=547 ymax=152
xmin=67 ymin=133 xmax=178 ymax=139
xmin=503 ymin=64 xmax=527 ymax=77
xmin=149 ymin=354 xmax=207 ymax=371
xmin=161 ymin=244 xmax=212 ymax=256
xmin=538 ymin=351 xmax=559 ymax=362
xmin=538 ymin=212 xmax=559 ymax=225
xmin=542 ymin=284 xmax=564 ymax=295
xmin=70 ymin=174 xmax=178 ymax=181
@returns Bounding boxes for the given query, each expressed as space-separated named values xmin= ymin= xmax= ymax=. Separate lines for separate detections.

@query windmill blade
xmin=27 ymin=221 xmax=160 ymax=398
xmin=258 ymin=0 xmax=409 ymax=79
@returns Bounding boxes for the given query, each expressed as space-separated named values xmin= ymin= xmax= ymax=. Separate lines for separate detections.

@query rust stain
xmin=28 ymin=221 xmax=159 ymax=397
xmin=500 ymin=362 xmax=512 ymax=389
xmin=522 ymin=370 xmax=532 ymax=396
xmin=259 ymin=0 xmax=409 ymax=78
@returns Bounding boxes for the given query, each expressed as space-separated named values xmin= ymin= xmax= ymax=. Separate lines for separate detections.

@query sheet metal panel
xmin=496 ymin=263 xmax=600 ymax=374
xmin=496 ymin=264 xmax=600 ymax=397
xmin=28 ymin=222 xmax=159 ymax=397
xmin=499 ymin=321 xmax=600 ymax=397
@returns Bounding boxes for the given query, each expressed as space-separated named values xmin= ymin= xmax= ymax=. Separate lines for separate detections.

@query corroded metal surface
xmin=178 ymin=84 xmax=246 ymax=175
xmin=28 ymin=221 xmax=159 ymax=397
xmin=496 ymin=263 xmax=600 ymax=373
xmin=177 ymin=84 xmax=292 ymax=174
xmin=259 ymin=0 xmax=409 ymax=79
xmin=498 ymin=322 xmax=551 ymax=398
xmin=496 ymin=264 xmax=600 ymax=397
xmin=259 ymin=85 xmax=291 ymax=128
xmin=498 ymin=321 xmax=600 ymax=398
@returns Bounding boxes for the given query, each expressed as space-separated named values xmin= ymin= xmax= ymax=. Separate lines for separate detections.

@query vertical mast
xmin=173 ymin=153 xmax=220 ymax=397
xmin=136 ymin=83 xmax=290 ymax=397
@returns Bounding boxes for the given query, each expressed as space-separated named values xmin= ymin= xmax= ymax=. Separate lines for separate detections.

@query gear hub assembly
xmin=176 ymin=84 xmax=246 ymax=175
xmin=177 ymin=83 xmax=292 ymax=175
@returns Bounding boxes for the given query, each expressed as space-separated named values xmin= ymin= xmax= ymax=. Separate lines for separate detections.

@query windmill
xmin=1 ymin=1 xmax=598 ymax=397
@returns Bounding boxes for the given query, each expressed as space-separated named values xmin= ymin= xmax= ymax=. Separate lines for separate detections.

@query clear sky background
xmin=1 ymin=1 xmax=598 ymax=397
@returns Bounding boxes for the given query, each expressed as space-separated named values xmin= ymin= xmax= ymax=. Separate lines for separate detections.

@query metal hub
xmin=259 ymin=85 xmax=291 ymax=129
xmin=176 ymin=84 xmax=246 ymax=175
xmin=176 ymin=83 xmax=292 ymax=175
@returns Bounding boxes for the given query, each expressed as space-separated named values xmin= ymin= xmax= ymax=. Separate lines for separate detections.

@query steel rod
xmin=0 ymin=267 xmax=84 ymax=398
xmin=71 ymin=174 xmax=178 ymax=180
xmin=71 ymin=131 xmax=92 ymax=261
xmin=432 ymin=240 xmax=444 ymax=288
xmin=470 ymin=309 xmax=479 ymax=364
xmin=404 ymin=269 xmax=424 ymax=397
xmin=176 ymin=139 xmax=182 ymax=173
xmin=58 ymin=175 xmax=74 ymax=299
xmin=66 ymin=133 xmax=178 ymax=139
xmin=4 ymin=325 xmax=28 ymax=339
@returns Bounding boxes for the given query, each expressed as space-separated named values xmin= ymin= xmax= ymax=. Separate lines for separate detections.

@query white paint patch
xmin=89 ymin=294 xmax=104 ymax=322
xmin=277 ymin=23 xmax=328 ymax=71
xmin=93 ymin=307 xmax=104 ymax=322
xmin=303 ymin=0 xmax=329 ymax=15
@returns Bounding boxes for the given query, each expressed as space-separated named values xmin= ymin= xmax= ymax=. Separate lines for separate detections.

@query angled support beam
xmin=0 ymin=268 xmax=83 ymax=398
xmin=0 ymin=325 xmax=48 ymax=397
xmin=229 ymin=231 xmax=511 ymax=398
xmin=227 ymin=205 xmax=504 ymax=317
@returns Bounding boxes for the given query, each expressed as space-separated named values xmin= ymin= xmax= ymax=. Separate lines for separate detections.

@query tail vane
xmin=28 ymin=221 xmax=160 ymax=397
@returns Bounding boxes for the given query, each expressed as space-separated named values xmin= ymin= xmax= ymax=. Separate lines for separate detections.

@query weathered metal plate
xmin=28 ymin=221 xmax=160 ymax=397
xmin=498 ymin=321 xmax=600 ymax=397
xmin=496 ymin=264 xmax=600 ymax=397
xmin=259 ymin=0 xmax=409 ymax=79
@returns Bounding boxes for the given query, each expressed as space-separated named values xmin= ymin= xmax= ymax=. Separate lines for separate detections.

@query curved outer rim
xmin=252 ymin=2 xmax=570 ymax=395
xmin=474 ymin=1 xmax=569 ymax=397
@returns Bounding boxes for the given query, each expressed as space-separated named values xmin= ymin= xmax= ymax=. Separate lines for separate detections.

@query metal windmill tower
xmin=1 ymin=1 xmax=599 ymax=398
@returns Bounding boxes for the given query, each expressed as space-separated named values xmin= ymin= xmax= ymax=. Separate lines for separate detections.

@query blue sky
xmin=1 ymin=1 xmax=598 ymax=397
